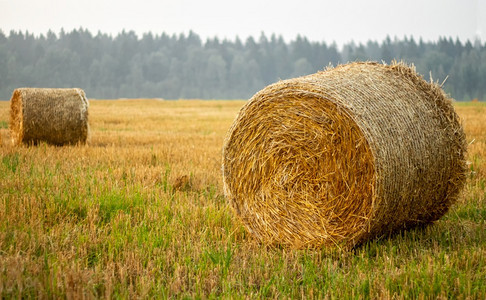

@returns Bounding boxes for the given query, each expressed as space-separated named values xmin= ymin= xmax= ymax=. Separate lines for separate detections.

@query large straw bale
xmin=222 ymin=62 xmax=467 ymax=249
xmin=10 ymin=88 xmax=89 ymax=145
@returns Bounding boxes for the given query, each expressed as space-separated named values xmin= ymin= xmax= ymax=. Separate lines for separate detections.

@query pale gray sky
xmin=1 ymin=0 xmax=485 ymax=46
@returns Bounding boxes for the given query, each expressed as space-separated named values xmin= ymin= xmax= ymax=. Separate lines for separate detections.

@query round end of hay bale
xmin=222 ymin=62 xmax=467 ymax=249
xmin=9 ymin=89 xmax=24 ymax=145
xmin=223 ymin=94 xmax=375 ymax=248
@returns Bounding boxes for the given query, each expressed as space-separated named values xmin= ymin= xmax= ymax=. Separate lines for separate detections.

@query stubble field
xmin=0 ymin=99 xmax=485 ymax=298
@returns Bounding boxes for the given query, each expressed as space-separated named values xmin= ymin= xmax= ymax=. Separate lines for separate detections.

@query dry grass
xmin=0 ymin=98 xmax=484 ymax=298
xmin=223 ymin=62 xmax=467 ymax=249
xmin=9 ymin=88 xmax=89 ymax=146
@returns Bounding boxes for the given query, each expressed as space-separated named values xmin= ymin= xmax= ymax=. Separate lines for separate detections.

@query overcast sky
xmin=1 ymin=0 xmax=485 ymax=47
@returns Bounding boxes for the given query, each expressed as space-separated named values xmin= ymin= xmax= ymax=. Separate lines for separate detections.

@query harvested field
xmin=0 ymin=99 xmax=484 ymax=298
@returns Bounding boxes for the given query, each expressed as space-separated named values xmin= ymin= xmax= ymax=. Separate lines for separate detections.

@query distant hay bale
xmin=222 ymin=62 xmax=467 ymax=249
xmin=10 ymin=88 xmax=89 ymax=145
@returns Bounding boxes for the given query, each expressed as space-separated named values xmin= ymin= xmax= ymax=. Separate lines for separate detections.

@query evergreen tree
xmin=0 ymin=29 xmax=485 ymax=101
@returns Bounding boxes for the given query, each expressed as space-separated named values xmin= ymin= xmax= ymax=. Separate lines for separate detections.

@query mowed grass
xmin=0 ymin=99 xmax=485 ymax=299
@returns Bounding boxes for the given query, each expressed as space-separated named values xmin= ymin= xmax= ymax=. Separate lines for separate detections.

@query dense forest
xmin=0 ymin=28 xmax=485 ymax=100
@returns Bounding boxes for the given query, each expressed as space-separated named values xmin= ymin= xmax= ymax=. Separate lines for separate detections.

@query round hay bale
xmin=222 ymin=62 xmax=467 ymax=249
xmin=10 ymin=88 xmax=89 ymax=146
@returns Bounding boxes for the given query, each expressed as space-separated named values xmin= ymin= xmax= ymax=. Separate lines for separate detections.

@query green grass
xmin=0 ymin=100 xmax=485 ymax=298
xmin=1 ymin=152 xmax=20 ymax=173
xmin=1 ymin=151 xmax=484 ymax=299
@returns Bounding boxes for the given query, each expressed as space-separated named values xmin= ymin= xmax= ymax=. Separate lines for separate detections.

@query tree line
xmin=0 ymin=29 xmax=485 ymax=101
